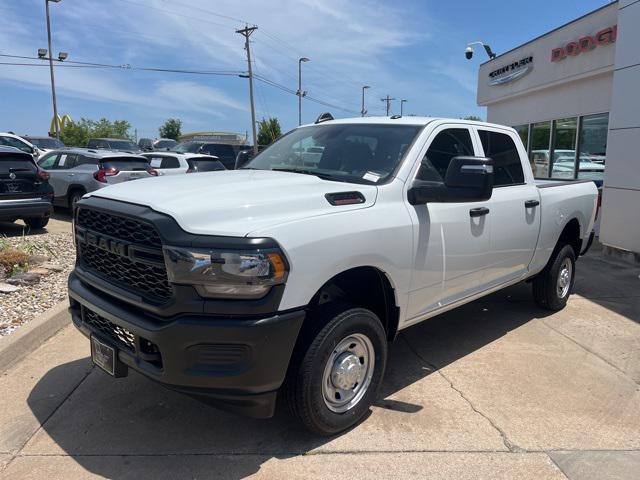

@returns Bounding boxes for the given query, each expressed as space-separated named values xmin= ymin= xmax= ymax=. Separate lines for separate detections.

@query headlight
xmin=163 ymin=246 xmax=288 ymax=299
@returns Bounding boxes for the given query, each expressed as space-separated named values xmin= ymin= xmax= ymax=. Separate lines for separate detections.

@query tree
xmin=257 ymin=117 xmax=282 ymax=146
xmin=60 ymin=117 xmax=133 ymax=146
xmin=462 ymin=115 xmax=483 ymax=122
xmin=159 ymin=118 xmax=182 ymax=141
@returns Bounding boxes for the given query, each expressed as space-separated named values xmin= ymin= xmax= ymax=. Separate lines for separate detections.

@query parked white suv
xmin=68 ymin=116 xmax=598 ymax=435
xmin=0 ymin=132 xmax=39 ymax=159
xmin=141 ymin=152 xmax=225 ymax=175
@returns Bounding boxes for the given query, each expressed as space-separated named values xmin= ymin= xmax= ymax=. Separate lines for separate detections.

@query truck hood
xmin=88 ymin=169 xmax=378 ymax=237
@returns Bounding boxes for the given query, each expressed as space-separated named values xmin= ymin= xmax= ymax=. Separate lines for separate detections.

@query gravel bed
xmin=0 ymin=232 xmax=75 ymax=336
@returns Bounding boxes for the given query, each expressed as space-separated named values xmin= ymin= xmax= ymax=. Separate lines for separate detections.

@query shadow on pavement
xmin=27 ymin=282 xmax=553 ymax=478
xmin=0 ymin=208 xmax=72 ymax=237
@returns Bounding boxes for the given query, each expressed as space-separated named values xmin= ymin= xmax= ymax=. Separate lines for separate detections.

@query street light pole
xmin=45 ymin=0 xmax=62 ymax=139
xmin=400 ymin=99 xmax=407 ymax=116
xmin=361 ymin=86 xmax=370 ymax=117
xmin=297 ymin=57 xmax=309 ymax=126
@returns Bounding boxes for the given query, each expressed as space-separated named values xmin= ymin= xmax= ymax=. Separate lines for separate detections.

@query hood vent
xmin=325 ymin=191 xmax=366 ymax=206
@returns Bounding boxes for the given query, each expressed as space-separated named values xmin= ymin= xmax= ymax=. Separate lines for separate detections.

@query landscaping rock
xmin=40 ymin=262 xmax=65 ymax=272
xmin=6 ymin=273 xmax=41 ymax=286
xmin=0 ymin=282 xmax=21 ymax=293
xmin=28 ymin=254 xmax=49 ymax=265
xmin=29 ymin=267 xmax=53 ymax=276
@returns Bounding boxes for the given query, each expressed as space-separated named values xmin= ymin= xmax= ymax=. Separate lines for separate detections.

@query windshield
xmin=27 ymin=137 xmax=65 ymax=149
xmin=172 ymin=141 xmax=202 ymax=153
xmin=244 ymin=123 xmax=422 ymax=184
xmin=154 ymin=139 xmax=176 ymax=149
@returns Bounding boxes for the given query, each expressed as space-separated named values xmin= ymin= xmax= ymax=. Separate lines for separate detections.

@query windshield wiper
xmin=272 ymin=167 xmax=345 ymax=182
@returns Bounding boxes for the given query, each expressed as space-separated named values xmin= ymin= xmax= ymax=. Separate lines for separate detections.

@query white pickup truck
xmin=68 ymin=116 xmax=598 ymax=435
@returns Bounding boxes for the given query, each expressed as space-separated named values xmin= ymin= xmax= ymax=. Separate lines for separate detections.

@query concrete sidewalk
xmin=1 ymin=248 xmax=639 ymax=479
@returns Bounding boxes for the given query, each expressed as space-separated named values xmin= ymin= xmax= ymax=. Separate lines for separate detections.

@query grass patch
xmin=0 ymin=249 xmax=30 ymax=277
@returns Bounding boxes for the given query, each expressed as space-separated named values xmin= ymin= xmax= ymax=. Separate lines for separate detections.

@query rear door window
xmin=478 ymin=130 xmax=525 ymax=186
xmin=101 ymin=157 xmax=150 ymax=171
xmin=56 ymin=153 xmax=77 ymax=169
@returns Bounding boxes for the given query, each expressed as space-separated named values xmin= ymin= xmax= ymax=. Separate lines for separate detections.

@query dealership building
xmin=476 ymin=0 xmax=639 ymax=261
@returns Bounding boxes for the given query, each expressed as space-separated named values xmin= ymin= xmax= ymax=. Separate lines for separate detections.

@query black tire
xmin=24 ymin=215 xmax=50 ymax=230
xmin=283 ymin=306 xmax=387 ymax=436
xmin=69 ymin=190 xmax=85 ymax=211
xmin=532 ymin=244 xmax=576 ymax=311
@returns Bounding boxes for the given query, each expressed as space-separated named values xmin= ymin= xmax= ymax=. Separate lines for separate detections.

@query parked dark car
xmin=172 ymin=141 xmax=236 ymax=169
xmin=22 ymin=136 xmax=66 ymax=154
xmin=87 ymin=138 xmax=142 ymax=153
xmin=0 ymin=146 xmax=53 ymax=229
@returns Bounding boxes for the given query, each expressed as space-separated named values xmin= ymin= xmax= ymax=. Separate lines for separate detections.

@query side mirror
xmin=408 ymin=156 xmax=493 ymax=205
xmin=235 ymin=150 xmax=252 ymax=170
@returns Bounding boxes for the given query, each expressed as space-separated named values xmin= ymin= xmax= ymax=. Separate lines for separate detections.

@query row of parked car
xmin=0 ymin=131 xmax=261 ymax=228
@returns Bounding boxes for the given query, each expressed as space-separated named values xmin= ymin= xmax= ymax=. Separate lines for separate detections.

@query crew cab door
xmin=405 ymin=124 xmax=492 ymax=322
xmin=474 ymin=126 xmax=540 ymax=285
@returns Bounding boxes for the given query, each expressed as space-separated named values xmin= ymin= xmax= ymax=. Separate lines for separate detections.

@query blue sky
xmin=0 ymin=0 xmax=609 ymax=140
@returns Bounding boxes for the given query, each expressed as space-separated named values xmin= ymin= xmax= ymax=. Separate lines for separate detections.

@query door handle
xmin=525 ymin=199 xmax=540 ymax=208
xmin=67 ymin=173 xmax=75 ymax=177
xmin=469 ymin=207 xmax=490 ymax=217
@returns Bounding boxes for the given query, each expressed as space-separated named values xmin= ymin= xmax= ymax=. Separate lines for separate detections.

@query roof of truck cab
xmin=301 ymin=116 xmax=504 ymax=129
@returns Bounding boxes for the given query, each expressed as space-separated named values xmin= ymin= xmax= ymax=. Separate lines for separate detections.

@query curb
xmin=0 ymin=300 xmax=70 ymax=375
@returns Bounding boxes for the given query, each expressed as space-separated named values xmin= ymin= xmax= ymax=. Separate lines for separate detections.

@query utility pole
xmin=381 ymin=95 xmax=395 ymax=116
xmin=400 ymin=99 xmax=407 ymax=116
xmin=45 ymin=0 xmax=62 ymax=139
xmin=361 ymin=85 xmax=370 ymax=117
xmin=236 ymin=25 xmax=258 ymax=156
xmin=297 ymin=57 xmax=309 ymax=126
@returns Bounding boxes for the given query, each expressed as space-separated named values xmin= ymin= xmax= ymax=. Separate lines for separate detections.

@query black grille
xmin=77 ymin=208 xmax=162 ymax=246
xmin=83 ymin=306 xmax=135 ymax=352
xmin=76 ymin=207 xmax=172 ymax=302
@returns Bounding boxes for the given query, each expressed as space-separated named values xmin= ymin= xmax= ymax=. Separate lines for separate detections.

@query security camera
xmin=465 ymin=46 xmax=474 ymax=60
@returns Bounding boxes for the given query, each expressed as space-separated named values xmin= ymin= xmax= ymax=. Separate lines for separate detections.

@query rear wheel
xmin=533 ymin=244 xmax=576 ymax=311
xmin=24 ymin=214 xmax=50 ymax=230
xmin=283 ymin=306 xmax=387 ymax=436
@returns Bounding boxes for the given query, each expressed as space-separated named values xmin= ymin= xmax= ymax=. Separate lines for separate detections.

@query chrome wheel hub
xmin=557 ymin=258 xmax=572 ymax=298
xmin=322 ymin=333 xmax=375 ymax=413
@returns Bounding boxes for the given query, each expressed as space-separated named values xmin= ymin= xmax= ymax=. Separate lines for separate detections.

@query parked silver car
xmin=36 ymin=148 xmax=158 ymax=208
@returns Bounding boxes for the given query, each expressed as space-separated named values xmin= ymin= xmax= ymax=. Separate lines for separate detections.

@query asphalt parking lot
xmin=0 ymin=244 xmax=639 ymax=479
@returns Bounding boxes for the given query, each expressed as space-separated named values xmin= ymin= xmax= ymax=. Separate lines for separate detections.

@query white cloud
xmin=0 ymin=0 xmax=481 ymax=131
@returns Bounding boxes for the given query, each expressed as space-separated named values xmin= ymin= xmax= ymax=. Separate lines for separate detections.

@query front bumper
xmin=68 ymin=272 xmax=304 ymax=418
xmin=0 ymin=198 xmax=52 ymax=221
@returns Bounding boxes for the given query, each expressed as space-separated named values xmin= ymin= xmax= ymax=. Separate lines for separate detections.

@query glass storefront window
xmin=578 ymin=113 xmax=608 ymax=187
xmin=530 ymin=121 xmax=551 ymax=178
xmin=514 ymin=124 xmax=529 ymax=151
xmin=551 ymin=117 xmax=578 ymax=179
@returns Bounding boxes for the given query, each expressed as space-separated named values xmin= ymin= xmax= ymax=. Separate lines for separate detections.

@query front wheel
xmin=284 ymin=307 xmax=387 ymax=435
xmin=533 ymin=244 xmax=576 ymax=311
